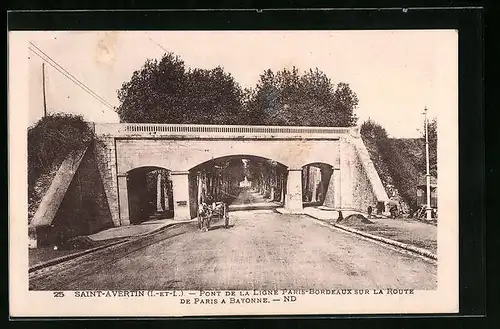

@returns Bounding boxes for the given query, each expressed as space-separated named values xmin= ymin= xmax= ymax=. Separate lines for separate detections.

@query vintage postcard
xmin=9 ymin=30 xmax=458 ymax=317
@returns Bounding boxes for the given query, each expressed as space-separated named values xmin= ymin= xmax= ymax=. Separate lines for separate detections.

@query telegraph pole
xmin=42 ymin=62 xmax=47 ymax=117
xmin=424 ymin=107 xmax=432 ymax=221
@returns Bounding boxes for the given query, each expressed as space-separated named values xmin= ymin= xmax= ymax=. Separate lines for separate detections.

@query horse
xmin=197 ymin=202 xmax=230 ymax=232
xmin=198 ymin=203 xmax=212 ymax=232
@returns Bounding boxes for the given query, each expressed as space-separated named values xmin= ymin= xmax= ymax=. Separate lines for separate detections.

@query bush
xmin=28 ymin=113 xmax=94 ymax=191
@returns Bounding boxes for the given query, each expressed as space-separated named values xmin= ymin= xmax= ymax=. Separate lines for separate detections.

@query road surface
xmin=30 ymin=210 xmax=437 ymax=291
xmin=228 ymin=187 xmax=279 ymax=211
xmin=231 ymin=188 xmax=270 ymax=205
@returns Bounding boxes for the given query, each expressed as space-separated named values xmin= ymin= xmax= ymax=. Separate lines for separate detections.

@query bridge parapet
xmin=95 ymin=123 xmax=354 ymax=139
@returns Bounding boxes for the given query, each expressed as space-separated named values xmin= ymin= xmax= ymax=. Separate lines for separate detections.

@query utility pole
xmin=424 ymin=107 xmax=432 ymax=221
xmin=42 ymin=62 xmax=47 ymax=117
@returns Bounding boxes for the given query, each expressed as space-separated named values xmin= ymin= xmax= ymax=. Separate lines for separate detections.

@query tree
xmin=117 ymin=53 xmax=246 ymax=124
xmin=360 ymin=119 xmax=389 ymax=141
xmin=117 ymin=55 xmax=359 ymax=127
xmin=243 ymin=158 xmax=277 ymax=195
xmin=117 ymin=53 xmax=187 ymax=123
xmin=245 ymin=67 xmax=358 ymax=127
xmin=184 ymin=67 xmax=246 ymax=124
xmin=244 ymin=69 xmax=282 ymax=125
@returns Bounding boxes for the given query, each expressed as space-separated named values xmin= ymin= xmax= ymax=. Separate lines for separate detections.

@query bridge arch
xmin=125 ymin=166 xmax=173 ymax=224
xmin=184 ymin=150 xmax=294 ymax=172
xmin=189 ymin=154 xmax=288 ymax=172
xmin=301 ymin=162 xmax=335 ymax=206
xmin=188 ymin=154 xmax=289 ymax=218
xmin=114 ymin=142 xmax=297 ymax=174
xmin=298 ymin=158 xmax=336 ymax=170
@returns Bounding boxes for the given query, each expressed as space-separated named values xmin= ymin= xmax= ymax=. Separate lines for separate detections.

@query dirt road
xmin=228 ymin=188 xmax=279 ymax=211
xmin=230 ymin=188 xmax=269 ymax=205
xmin=30 ymin=210 xmax=437 ymax=291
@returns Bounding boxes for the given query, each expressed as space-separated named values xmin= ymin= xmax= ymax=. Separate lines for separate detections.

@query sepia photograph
xmin=9 ymin=29 xmax=459 ymax=317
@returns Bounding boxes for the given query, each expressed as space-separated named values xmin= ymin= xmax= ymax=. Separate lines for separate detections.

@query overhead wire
xmin=29 ymin=41 xmax=116 ymax=110
xmin=28 ymin=42 xmax=117 ymax=113
xmin=146 ymin=35 xmax=169 ymax=54
xmin=29 ymin=47 xmax=110 ymax=114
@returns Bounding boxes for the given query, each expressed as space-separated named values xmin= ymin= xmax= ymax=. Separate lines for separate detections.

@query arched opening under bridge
xmin=188 ymin=155 xmax=288 ymax=217
xmin=301 ymin=162 xmax=334 ymax=207
xmin=126 ymin=166 xmax=173 ymax=224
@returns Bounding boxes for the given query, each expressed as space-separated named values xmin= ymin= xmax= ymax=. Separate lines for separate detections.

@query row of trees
xmin=117 ymin=53 xmax=359 ymax=127
xmin=244 ymin=159 xmax=281 ymax=198
xmin=244 ymin=68 xmax=358 ymax=126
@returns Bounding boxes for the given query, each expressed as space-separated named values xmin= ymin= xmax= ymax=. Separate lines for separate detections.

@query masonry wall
xmin=45 ymin=146 xmax=114 ymax=246
xmin=323 ymin=175 xmax=337 ymax=207
xmin=351 ymin=134 xmax=390 ymax=206
xmin=94 ymin=137 xmax=120 ymax=226
xmin=348 ymin=134 xmax=389 ymax=212
xmin=340 ymin=137 xmax=355 ymax=209
xmin=323 ymin=135 xmax=386 ymax=212
xmin=351 ymin=149 xmax=378 ymax=212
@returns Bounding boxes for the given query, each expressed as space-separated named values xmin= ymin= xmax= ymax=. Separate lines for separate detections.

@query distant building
xmin=239 ymin=176 xmax=251 ymax=188
xmin=416 ymin=175 xmax=437 ymax=208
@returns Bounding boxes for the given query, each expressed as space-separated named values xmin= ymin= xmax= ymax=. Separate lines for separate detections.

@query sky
xmin=23 ymin=30 xmax=457 ymax=138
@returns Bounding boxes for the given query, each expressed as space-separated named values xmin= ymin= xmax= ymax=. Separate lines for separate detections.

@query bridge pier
xmin=117 ymin=174 xmax=130 ymax=226
xmin=333 ymin=168 xmax=342 ymax=208
xmin=171 ymin=171 xmax=191 ymax=221
xmin=284 ymin=168 xmax=303 ymax=213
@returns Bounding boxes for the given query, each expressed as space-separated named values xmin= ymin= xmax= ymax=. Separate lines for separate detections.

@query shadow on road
xmin=206 ymin=224 xmax=235 ymax=232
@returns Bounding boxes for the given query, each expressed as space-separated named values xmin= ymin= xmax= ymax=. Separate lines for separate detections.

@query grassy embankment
xmin=360 ymin=120 xmax=433 ymax=214
xmin=28 ymin=114 xmax=93 ymax=223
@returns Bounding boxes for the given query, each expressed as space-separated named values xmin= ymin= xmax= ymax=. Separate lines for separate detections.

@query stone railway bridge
xmin=93 ymin=123 xmax=389 ymax=227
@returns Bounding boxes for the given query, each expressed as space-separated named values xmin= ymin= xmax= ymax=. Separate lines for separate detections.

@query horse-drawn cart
xmin=198 ymin=201 xmax=229 ymax=232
